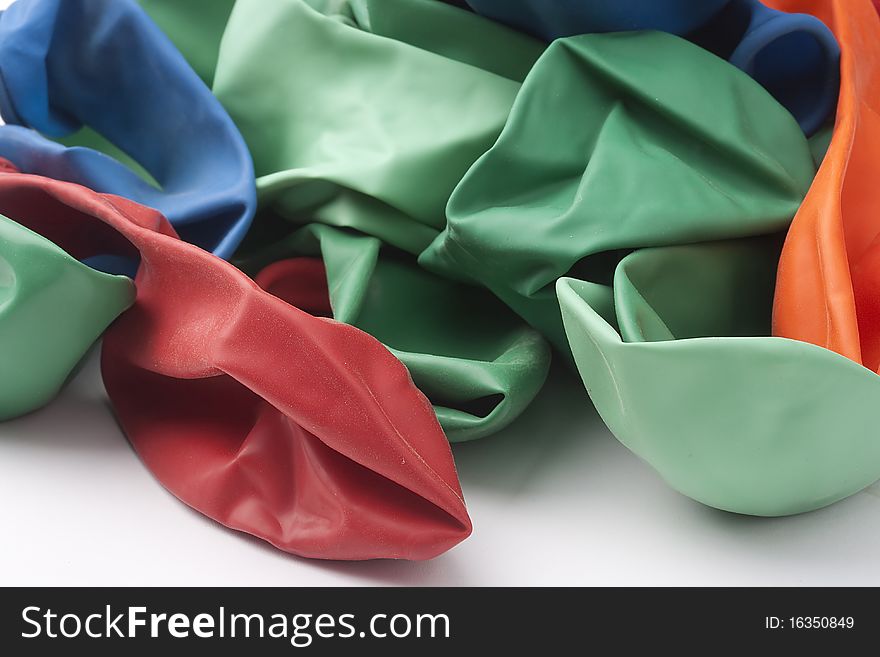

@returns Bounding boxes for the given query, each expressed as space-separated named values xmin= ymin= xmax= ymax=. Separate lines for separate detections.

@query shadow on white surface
xmin=2 ymin=347 xmax=879 ymax=586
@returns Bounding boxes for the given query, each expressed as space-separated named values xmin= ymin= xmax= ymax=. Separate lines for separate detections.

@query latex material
xmin=422 ymin=31 xmax=815 ymax=354
xmin=553 ymin=3 xmax=880 ymax=515
xmin=556 ymin=241 xmax=880 ymax=516
xmin=465 ymin=0 xmax=840 ymax=134
xmin=138 ymin=0 xmax=552 ymax=440
xmin=0 ymin=162 xmax=471 ymax=560
xmin=137 ymin=0 xmax=543 ymax=253
xmin=465 ymin=0 xmax=729 ymax=36
xmin=238 ymin=223 xmax=551 ymax=442
xmin=0 ymin=0 xmax=256 ymax=261
xmin=771 ymin=0 xmax=880 ymax=373
xmin=0 ymin=213 xmax=134 ymax=420
xmin=211 ymin=0 xmax=541 ymax=249
xmin=688 ymin=0 xmax=840 ymax=135
xmin=138 ymin=0 xmax=236 ymax=87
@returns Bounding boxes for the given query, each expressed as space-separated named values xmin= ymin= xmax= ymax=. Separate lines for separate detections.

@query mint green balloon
xmin=210 ymin=0 xmax=542 ymax=252
xmin=135 ymin=0 xmax=552 ymax=441
xmin=238 ymin=223 xmax=550 ymax=442
xmin=421 ymin=31 xmax=816 ymax=353
xmin=0 ymin=215 xmax=135 ymax=420
xmin=557 ymin=238 xmax=880 ymax=516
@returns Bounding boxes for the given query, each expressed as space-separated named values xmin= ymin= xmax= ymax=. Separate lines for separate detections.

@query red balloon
xmin=0 ymin=161 xmax=472 ymax=560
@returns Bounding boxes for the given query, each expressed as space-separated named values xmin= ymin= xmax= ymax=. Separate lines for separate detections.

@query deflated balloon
xmin=465 ymin=0 xmax=839 ymax=134
xmin=238 ymin=223 xmax=550 ymax=442
xmin=557 ymin=239 xmax=880 ymax=516
xmin=0 ymin=0 xmax=255 ymax=261
xmin=212 ymin=0 xmax=540 ymax=248
xmin=772 ymin=0 xmax=880 ymax=372
xmin=0 ymin=213 xmax=134 ymax=421
xmin=0 ymin=161 xmax=471 ymax=560
xmin=138 ymin=0 xmax=552 ymax=440
xmin=552 ymin=4 xmax=880 ymax=516
xmin=687 ymin=0 xmax=839 ymax=135
xmin=421 ymin=31 xmax=815 ymax=354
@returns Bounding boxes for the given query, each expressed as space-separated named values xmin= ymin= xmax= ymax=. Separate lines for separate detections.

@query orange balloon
xmin=770 ymin=0 xmax=880 ymax=371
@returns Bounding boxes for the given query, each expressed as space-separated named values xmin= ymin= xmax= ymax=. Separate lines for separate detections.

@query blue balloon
xmin=465 ymin=0 xmax=840 ymax=135
xmin=466 ymin=0 xmax=730 ymax=37
xmin=0 ymin=0 xmax=256 ymax=262
xmin=689 ymin=0 xmax=840 ymax=137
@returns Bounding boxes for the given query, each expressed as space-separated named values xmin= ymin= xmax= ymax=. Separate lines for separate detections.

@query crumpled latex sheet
xmin=138 ymin=0 xmax=552 ymax=442
xmin=0 ymin=161 xmax=471 ymax=560
xmin=464 ymin=0 xmax=839 ymax=135
xmin=422 ymin=14 xmax=874 ymax=515
xmin=0 ymin=0 xmax=256 ymax=262
xmin=555 ymin=2 xmax=880 ymax=516
xmin=423 ymin=30 xmax=816 ymax=355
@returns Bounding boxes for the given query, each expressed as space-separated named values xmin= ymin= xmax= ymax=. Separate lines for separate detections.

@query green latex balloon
xmin=421 ymin=31 xmax=816 ymax=353
xmin=139 ymin=0 xmax=236 ymax=87
xmin=135 ymin=0 xmax=553 ymax=441
xmin=209 ymin=0 xmax=542 ymax=252
xmin=808 ymin=122 xmax=834 ymax=168
xmin=557 ymin=238 xmax=880 ymax=516
xmin=238 ymin=223 xmax=550 ymax=442
xmin=0 ymin=215 xmax=135 ymax=420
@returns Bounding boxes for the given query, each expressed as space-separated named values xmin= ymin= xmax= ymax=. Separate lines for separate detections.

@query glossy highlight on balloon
xmin=0 ymin=0 xmax=256 ymax=262
xmin=0 ymin=161 xmax=471 ymax=560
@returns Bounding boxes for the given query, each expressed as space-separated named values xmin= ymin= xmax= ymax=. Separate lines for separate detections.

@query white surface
xmin=2 ymin=350 xmax=880 ymax=586
xmin=2 ymin=0 xmax=879 ymax=587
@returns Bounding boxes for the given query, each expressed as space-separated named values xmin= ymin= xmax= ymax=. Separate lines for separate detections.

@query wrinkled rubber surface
xmin=139 ymin=0 xmax=552 ymax=440
xmin=0 ymin=0 xmax=255 ymax=261
xmin=238 ymin=223 xmax=550 ymax=442
xmin=214 ymin=0 xmax=538 ymax=249
xmin=0 ymin=209 xmax=134 ymax=420
xmin=551 ymin=3 xmax=880 ymax=517
xmin=557 ymin=251 xmax=880 ymax=516
xmin=772 ymin=0 xmax=880 ymax=372
xmin=0 ymin=161 xmax=471 ymax=560
xmin=466 ymin=0 xmax=839 ymax=134
xmin=422 ymin=31 xmax=815 ymax=354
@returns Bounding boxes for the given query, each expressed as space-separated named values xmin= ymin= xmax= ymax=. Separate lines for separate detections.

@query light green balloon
xmin=0 ymin=215 xmax=135 ymax=420
xmin=211 ymin=0 xmax=540 ymax=251
xmin=557 ymin=238 xmax=880 ymax=516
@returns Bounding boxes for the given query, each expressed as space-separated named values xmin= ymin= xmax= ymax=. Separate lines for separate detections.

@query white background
xmin=2 ymin=353 xmax=880 ymax=586
xmin=2 ymin=0 xmax=880 ymax=587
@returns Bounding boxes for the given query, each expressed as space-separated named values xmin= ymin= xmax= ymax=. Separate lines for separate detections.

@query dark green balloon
xmin=421 ymin=31 xmax=816 ymax=353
